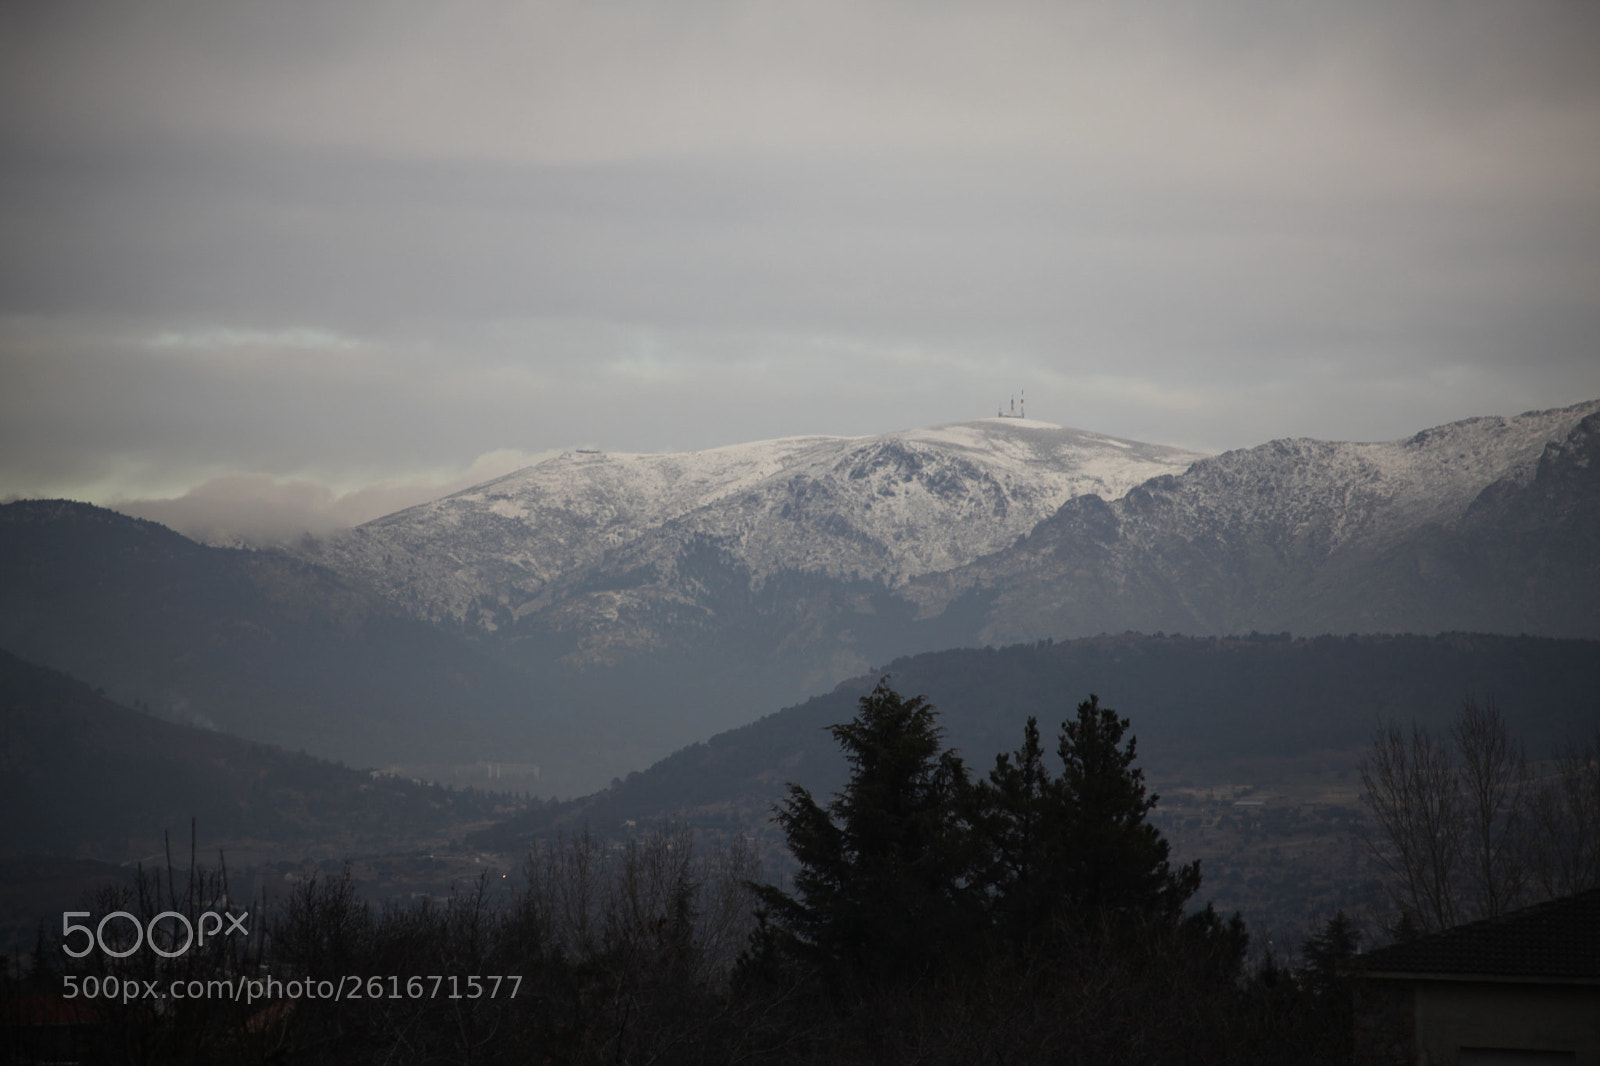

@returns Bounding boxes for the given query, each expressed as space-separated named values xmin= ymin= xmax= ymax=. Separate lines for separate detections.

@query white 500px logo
xmin=62 ymin=910 xmax=249 ymax=959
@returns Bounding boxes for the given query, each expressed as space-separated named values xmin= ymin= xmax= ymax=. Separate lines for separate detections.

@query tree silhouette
xmin=755 ymin=685 xmax=1209 ymax=990
xmin=751 ymin=679 xmax=980 ymax=983
xmin=1054 ymin=694 xmax=1201 ymax=920
xmin=1362 ymin=701 xmax=1600 ymax=935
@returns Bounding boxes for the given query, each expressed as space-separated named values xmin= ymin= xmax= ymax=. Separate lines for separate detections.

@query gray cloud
xmin=2 ymin=0 xmax=1597 ymax=538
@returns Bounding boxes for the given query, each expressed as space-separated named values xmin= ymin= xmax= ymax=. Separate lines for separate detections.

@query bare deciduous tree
xmin=1527 ymin=725 xmax=1600 ymax=899
xmin=1363 ymin=701 xmax=1600 ymax=936
xmin=518 ymin=823 xmax=760 ymax=981
xmin=1361 ymin=719 xmax=1463 ymax=933
xmin=1453 ymin=698 xmax=1528 ymax=919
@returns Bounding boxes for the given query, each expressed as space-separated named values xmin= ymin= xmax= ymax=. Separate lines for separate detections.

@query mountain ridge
xmin=905 ymin=400 xmax=1600 ymax=643
xmin=304 ymin=418 xmax=1208 ymax=631
xmin=303 ymin=399 xmax=1600 ymax=670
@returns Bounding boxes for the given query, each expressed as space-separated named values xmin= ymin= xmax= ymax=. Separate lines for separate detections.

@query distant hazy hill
xmin=0 ymin=501 xmax=613 ymax=794
xmin=477 ymin=631 xmax=1600 ymax=848
xmin=0 ymin=648 xmax=506 ymax=861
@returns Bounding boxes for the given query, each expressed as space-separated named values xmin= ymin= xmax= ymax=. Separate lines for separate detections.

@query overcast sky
xmin=3 ymin=1 xmax=1598 ymax=539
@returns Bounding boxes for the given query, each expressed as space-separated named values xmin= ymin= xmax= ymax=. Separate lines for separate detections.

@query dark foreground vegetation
xmin=6 ymin=685 xmax=1376 ymax=1065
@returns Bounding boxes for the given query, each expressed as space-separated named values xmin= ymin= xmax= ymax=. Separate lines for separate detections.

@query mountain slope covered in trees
xmin=478 ymin=631 xmax=1600 ymax=846
xmin=0 ymin=648 xmax=510 ymax=861
xmin=0 ymin=500 xmax=610 ymax=793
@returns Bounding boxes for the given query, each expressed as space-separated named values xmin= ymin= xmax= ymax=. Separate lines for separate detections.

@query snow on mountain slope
xmin=310 ymin=419 xmax=1207 ymax=627
xmin=590 ymin=419 xmax=1208 ymax=588
xmin=1109 ymin=399 xmax=1600 ymax=559
xmin=908 ymin=399 xmax=1600 ymax=640
xmin=310 ymin=435 xmax=838 ymax=624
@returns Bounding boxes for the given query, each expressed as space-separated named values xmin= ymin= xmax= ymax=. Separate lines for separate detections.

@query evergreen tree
xmin=753 ymin=687 xmax=1213 ymax=996
xmin=1054 ymin=694 xmax=1200 ymax=919
xmin=973 ymin=715 xmax=1056 ymax=941
xmin=1290 ymin=911 xmax=1361 ymax=1061
xmin=980 ymin=695 xmax=1201 ymax=939
xmin=1299 ymin=910 xmax=1360 ymax=998
xmin=751 ymin=680 xmax=979 ymax=983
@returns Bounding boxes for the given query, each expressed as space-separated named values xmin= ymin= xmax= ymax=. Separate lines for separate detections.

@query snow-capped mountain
xmin=298 ymin=399 xmax=1599 ymax=766
xmin=909 ymin=399 xmax=1600 ymax=643
xmin=309 ymin=419 xmax=1207 ymax=632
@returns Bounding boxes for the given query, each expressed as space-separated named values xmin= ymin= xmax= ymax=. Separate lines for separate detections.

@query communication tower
xmin=997 ymin=390 xmax=1026 ymax=419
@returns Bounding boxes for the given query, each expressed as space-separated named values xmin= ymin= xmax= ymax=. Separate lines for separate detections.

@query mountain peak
xmin=307 ymin=419 xmax=1207 ymax=628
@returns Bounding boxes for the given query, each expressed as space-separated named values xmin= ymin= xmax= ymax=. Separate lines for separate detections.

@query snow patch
xmin=311 ymin=419 xmax=1207 ymax=623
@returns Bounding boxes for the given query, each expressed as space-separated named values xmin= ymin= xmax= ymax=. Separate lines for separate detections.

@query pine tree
xmin=1300 ymin=910 xmax=1360 ymax=998
xmin=978 ymin=695 xmax=1201 ymax=941
xmin=752 ymin=688 xmax=1209 ymax=989
xmin=973 ymin=715 xmax=1056 ymax=942
xmin=751 ymin=680 xmax=979 ymax=983
xmin=1055 ymin=694 xmax=1200 ymax=919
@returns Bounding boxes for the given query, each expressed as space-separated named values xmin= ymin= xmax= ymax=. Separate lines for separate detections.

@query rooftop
xmin=1360 ymin=888 xmax=1600 ymax=983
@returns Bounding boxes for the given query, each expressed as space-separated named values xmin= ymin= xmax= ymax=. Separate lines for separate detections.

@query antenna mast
xmin=997 ymin=390 xmax=1028 ymax=419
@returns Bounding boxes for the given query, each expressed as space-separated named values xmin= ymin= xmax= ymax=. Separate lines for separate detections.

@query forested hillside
xmin=483 ymin=631 xmax=1600 ymax=844
xmin=0 ymin=500 xmax=605 ymax=793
